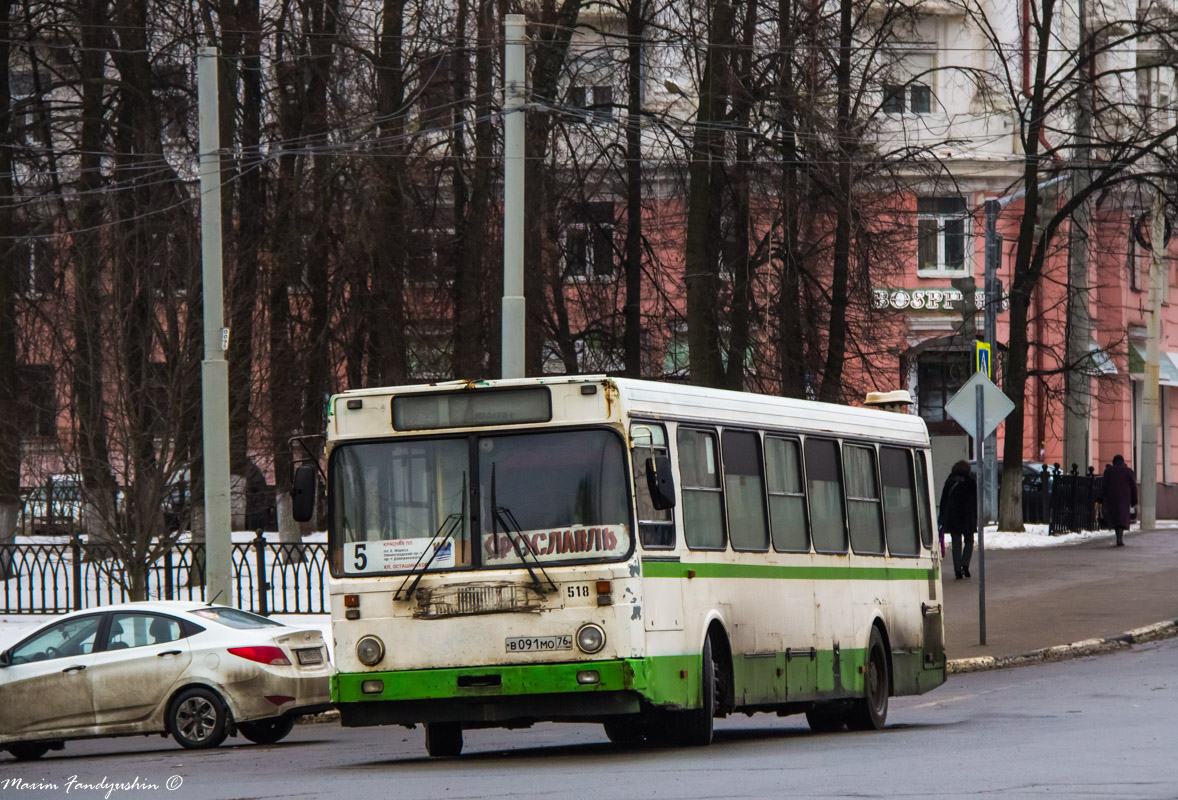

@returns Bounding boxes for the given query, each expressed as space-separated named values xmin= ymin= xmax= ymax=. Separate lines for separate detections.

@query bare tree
xmin=959 ymin=0 xmax=1178 ymax=529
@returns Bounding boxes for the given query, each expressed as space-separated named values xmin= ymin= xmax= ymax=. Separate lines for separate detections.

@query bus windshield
xmin=331 ymin=428 xmax=631 ymax=576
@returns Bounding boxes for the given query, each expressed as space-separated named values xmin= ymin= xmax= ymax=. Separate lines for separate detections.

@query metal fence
xmin=1020 ymin=464 xmax=1102 ymax=533
xmin=0 ymin=532 xmax=329 ymax=615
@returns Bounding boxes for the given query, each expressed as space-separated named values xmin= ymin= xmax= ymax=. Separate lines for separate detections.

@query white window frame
xmin=916 ymin=197 xmax=970 ymax=277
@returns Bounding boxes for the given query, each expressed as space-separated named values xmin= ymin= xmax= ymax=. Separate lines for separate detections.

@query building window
xmin=406 ymin=228 xmax=456 ymax=285
xmin=917 ymin=351 xmax=971 ymax=432
xmin=883 ymin=83 xmax=931 ymax=114
xmin=16 ymin=365 xmax=56 ymax=438
xmin=564 ymin=202 xmax=615 ymax=280
xmin=11 ymin=238 xmax=57 ymax=296
xmin=417 ymin=51 xmax=458 ymax=130
xmin=917 ymin=197 xmax=968 ymax=274
xmin=569 ymin=85 xmax=614 ymax=121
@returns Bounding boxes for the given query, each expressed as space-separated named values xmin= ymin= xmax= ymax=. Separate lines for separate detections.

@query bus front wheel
xmin=674 ymin=635 xmax=718 ymax=746
xmin=424 ymin=722 xmax=463 ymax=757
xmin=847 ymin=627 xmax=889 ymax=731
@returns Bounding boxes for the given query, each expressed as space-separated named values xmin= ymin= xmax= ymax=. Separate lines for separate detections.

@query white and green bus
xmin=294 ymin=375 xmax=946 ymax=756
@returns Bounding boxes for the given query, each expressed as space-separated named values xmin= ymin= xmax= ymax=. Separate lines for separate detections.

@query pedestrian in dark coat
xmin=1099 ymin=454 xmax=1137 ymax=547
xmin=938 ymin=460 xmax=977 ymax=579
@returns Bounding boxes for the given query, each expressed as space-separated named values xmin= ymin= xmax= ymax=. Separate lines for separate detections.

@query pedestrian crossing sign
xmin=976 ymin=342 xmax=992 ymax=379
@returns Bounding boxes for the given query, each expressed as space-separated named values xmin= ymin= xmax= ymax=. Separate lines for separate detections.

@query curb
xmin=946 ymin=619 xmax=1178 ymax=674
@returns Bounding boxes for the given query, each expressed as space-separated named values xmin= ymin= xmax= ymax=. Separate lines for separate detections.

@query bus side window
xmin=677 ymin=428 xmax=727 ymax=550
xmin=880 ymin=447 xmax=920 ymax=556
xmin=766 ymin=436 xmax=809 ymax=552
xmin=844 ymin=445 xmax=885 ymax=555
xmin=913 ymin=450 xmax=934 ymax=549
xmin=804 ymin=438 xmax=847 ymax=554
xmin=632 ymin=423 xmax=675 ymax=549
xmin=722 ymin=430 xmax=769 ymax=551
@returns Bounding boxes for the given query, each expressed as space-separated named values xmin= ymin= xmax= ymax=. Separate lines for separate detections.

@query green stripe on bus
xmin=331 ymin=646 xmax=943 ymax=708
xmin=640 ymin=560 xmax=936 ymax=581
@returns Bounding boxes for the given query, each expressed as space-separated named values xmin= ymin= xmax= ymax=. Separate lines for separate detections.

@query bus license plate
xmin=505 ymin=635 xmax=572 ymax=653
xmin=295 ymin=647 xmax=323 ymax=665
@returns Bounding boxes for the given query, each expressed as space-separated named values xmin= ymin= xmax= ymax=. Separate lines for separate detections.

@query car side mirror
xmin=291 ymin=464 xmax=318 ymax=523
xmin=646 ymin=455 xmax=676 ymax=510
xmin=0 ymin=649 xmax=11 ymax=667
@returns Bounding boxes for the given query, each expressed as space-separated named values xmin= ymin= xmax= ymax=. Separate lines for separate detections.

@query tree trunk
xmin=998 ymin=0 xmax=1056 ymax=531
xmin=817 ymin=0 xmax=854 ymax=402
xmin=0 ymin=0 xmax=21 ymax=577
xmin=623 ymin=0 xmax=647 ymax=378
xmin=776 ymin=0 xmax=806 ymax=399
xmin=522 ymin=0 xmax=585 ymax=376
xmin=685 ymin=0 xmax=735 ymax=388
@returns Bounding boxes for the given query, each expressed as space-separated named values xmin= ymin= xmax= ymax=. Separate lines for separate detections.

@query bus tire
xmin=425 ymin=722 xmax=463 ymax=757
xmin=805 ymin=706 xmax=846 ymax=733
xmin=847 ymin=627 xmax=889 ymax=731
xmin=238 ymin=716 xmax=295 ymax=745
xmin=603 ymin=719 xmax=647 ymax=745
xmin=675 ymin=635 xmax=717 ymax=746
xmin=7 ymin=742 xmax=53 ymax=761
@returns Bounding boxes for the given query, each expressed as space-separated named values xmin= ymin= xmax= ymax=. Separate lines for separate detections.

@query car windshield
xmin=191 ymin=606 xmax=284 ymax=629
xmin=331 ymin=428 xmax=631 ymax=575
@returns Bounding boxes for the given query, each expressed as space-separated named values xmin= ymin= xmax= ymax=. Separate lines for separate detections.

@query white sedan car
xmin=0 ymin=601 xmax=332 ymax=761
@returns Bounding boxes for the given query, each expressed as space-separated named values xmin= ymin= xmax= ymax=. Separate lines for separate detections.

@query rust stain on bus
xmin=413 ymin=581 xmax=544 ymax=619
xmin=601 ymin=378 xmax=619 ymax=418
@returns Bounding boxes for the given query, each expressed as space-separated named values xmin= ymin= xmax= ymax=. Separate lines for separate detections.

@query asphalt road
xmin=3 ymin=640 xmax=1176 ymax=800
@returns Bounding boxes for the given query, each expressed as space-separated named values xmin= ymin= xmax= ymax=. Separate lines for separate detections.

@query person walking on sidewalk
xmin=1099 ymin=454 xmax=1137 ymax=547
xmin=938 ymin=460 xmax=977 ymax=579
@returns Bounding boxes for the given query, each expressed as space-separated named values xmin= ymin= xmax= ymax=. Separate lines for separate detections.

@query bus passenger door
xmin=631 ymin=423 xmax=684 ymax=633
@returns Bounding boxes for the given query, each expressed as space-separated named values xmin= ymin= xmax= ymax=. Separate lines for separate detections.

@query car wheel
xmin=7 ymin=742 xmax=52 ymax=761
xmin=169 ymin=687 xmax=229 ymax=749
xmin=847 ymin=627 xmax=890 ymax=731
xmin=238 ymin=716 xmax=295 ymax=745
xmin=424 ymin=722 xmax=463 ymax=757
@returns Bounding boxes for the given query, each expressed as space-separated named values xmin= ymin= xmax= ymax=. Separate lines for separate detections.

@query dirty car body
xmin=0 ymin=601 xmax=331 ymax=760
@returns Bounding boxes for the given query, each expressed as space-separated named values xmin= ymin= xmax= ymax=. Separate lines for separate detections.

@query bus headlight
xmin=356 ymin=635 xmax=385 ymax=666
xmin=576 ymin=623 xmax=606 ymax=654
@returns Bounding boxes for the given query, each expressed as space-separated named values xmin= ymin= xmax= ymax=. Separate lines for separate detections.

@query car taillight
xmin=227 ymin=646 xmax=291 ymax=666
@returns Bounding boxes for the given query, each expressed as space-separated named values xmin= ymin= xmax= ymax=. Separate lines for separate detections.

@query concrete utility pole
xmin=502 ymin=14 xmax=526 ymax=379
xmin=1140 ymin=190 xmax=1166 ymax=529
xmin=1063 ymin=0 xmax=1093 ymax=473
xmin=198 ymin=47 xmax=231 ymax=606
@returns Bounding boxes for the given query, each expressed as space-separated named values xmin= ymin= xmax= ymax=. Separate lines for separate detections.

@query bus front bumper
xmin=332 ymin=657 xmax=699 ymax=726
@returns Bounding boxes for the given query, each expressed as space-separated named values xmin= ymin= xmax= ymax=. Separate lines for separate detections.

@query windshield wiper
xmin=490 ymin=463 xmax=557 ymax=594
xmin=396 ymin=473 xmax=467 ymax=601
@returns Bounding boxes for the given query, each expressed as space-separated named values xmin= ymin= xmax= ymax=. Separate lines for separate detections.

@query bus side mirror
xmin=291 ymin=464 xmax=318 ymax=523
xmin=646 ymin=455 xmax=676 ymax=510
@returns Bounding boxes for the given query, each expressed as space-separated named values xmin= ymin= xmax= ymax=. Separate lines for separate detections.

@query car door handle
xmin=62 ymin=664 xmax=87 ymax=673
xmin=157 ymin=650 xmax=182 ymax=657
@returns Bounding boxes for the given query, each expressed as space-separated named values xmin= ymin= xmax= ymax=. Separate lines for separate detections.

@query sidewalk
xmin=942 ymin=527 xmax=1178 ymax=663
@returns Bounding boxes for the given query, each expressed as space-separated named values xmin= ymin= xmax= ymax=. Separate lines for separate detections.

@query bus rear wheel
xmin=424 ymin=722 xmax=463 ymax=757
xmin=847 ymin=627 xmax=889 ymax=731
